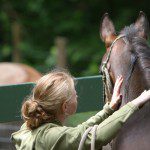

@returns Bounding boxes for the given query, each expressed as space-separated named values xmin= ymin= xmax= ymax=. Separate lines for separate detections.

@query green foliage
xmin=0 ymin=0 xmax=150 ymax=76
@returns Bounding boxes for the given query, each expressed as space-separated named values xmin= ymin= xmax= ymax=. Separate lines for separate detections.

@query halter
xmin=101 ymin=34 xmax=126 ymax=103
xmin=78 ymin=35 xmax=126 ymax=150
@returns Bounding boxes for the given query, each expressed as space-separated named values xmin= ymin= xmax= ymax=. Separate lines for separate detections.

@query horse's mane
xmin=120 ymin=25 xmax=150 ymax=88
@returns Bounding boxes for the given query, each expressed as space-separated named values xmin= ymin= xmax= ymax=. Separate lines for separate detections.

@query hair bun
xmin=21 ymin=98 xmax=54 ymax=130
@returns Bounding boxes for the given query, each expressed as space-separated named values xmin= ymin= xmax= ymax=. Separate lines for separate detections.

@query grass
xmin=65 ymin=111 xmax=98 ymax=127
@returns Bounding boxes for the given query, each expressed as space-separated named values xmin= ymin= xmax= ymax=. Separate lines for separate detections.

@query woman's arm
xmin=83 ymin=89 xmax=150 ymax=149
xmin=79 ymin=102 xmax=115 ymax=127
xmin=45 ymin=101 xmax=138 ymax=150
xmin=45 ymin=89 xmax=150 ymax=150
xmin=84 ymin=102 xmax=138 ymax=149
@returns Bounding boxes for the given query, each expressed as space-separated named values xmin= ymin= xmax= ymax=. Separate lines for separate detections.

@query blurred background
xmin=0 ymin=0 xmax=150 ymax=77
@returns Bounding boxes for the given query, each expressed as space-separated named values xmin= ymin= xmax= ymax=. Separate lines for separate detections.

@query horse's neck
xmin=121 ymin=65 xmax=146 ymax=106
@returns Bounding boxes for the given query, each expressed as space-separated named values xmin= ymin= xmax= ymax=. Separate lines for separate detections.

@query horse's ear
xmin=134 ymin=11 xmax=149 ymax=39
xmin=100 ymin=13 xmax=116 ymax=42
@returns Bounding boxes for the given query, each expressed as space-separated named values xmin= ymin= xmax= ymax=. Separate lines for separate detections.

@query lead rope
xmin=78 ymin=125 xmax=98 ymax=150
xmin=91 ymin=125 xmax=98 ymax=150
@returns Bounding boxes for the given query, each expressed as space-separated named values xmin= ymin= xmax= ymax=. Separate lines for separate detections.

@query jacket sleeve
xmin=45 ymin=102 xmax=138 ymax=150
xmin=83 ymin=102 xmax=138 ymax=149
xmin=78 ymin=102 xmax=115 ymax=128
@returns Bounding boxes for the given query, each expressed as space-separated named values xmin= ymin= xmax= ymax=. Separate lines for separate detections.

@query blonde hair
xmin=21 ymin=70 xmax=75 ymax=130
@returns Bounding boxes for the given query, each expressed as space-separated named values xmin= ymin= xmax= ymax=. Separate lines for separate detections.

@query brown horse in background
xmin=0 ymin=62 xmax=42 ymax=149
xmin=100 ymin=12 xmax=150 ymax=150
xmin=0 ymin=62 xmax=42 ymax=85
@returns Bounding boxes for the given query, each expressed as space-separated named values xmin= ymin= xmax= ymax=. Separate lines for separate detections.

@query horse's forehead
xmin=112 ymin=38 xmax=127 ymax=53
xmin=102 ymin=37 xmax=128 ymax=63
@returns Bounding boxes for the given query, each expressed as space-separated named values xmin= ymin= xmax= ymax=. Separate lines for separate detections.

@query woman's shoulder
xmin=11 ymin=122 xmax=69 ymax=149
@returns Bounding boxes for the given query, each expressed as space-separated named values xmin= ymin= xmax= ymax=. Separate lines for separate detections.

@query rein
xmin=101 ymin=35 xmax=126 ymax=103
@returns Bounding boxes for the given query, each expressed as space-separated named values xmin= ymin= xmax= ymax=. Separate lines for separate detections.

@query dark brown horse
xmin=0 ymin=62 xmax=42 ymax=85
xmin=100 ymin=12 xmax=150 ymax=150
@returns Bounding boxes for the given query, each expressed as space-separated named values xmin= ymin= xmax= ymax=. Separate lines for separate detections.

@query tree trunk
xmin=55 ymin=36 xmax=68 ymax=68
xmin=11 ymin=21 xmax=22 ymax=62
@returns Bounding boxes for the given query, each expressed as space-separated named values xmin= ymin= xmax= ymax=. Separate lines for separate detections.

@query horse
xmin=100 ymin=11 xmax=150 ymax=150
xmin=0 ymin=62 xmax=42 ymax=85
xmin=0 ymin=62 xmax=42 ymax=149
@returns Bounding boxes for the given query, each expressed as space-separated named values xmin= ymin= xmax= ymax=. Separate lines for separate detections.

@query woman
xmin=11 ymin=70 xmax=150 ymax=150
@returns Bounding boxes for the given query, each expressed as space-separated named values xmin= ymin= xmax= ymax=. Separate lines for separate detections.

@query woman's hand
xmin=109 ymin=76 xmax=123 ymax=110
xmin=131 ymin=90 xmax=150 ymax=108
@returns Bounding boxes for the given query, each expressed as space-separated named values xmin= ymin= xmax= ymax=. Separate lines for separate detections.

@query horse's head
xmin=100 ymin=12 xmax=150 ymax=105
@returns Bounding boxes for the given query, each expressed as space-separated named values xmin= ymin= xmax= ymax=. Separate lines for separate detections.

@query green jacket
xmin=11 ymin=102 xmax=138 ymax=150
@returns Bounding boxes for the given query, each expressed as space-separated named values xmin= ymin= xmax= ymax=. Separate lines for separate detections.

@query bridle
xmin=101 ymin=34 xmax=126 ymax=150
xmin=101 ymin=34 xmax=139 ymax=150
xmin=78 ymin=35 xmax=126 ymax=150
xmin=101 ymin=34 xmax=126 ymax=103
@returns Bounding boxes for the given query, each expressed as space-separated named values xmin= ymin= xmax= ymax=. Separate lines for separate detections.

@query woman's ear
xmin=61 ymin=101 xmax=67 ymax=114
